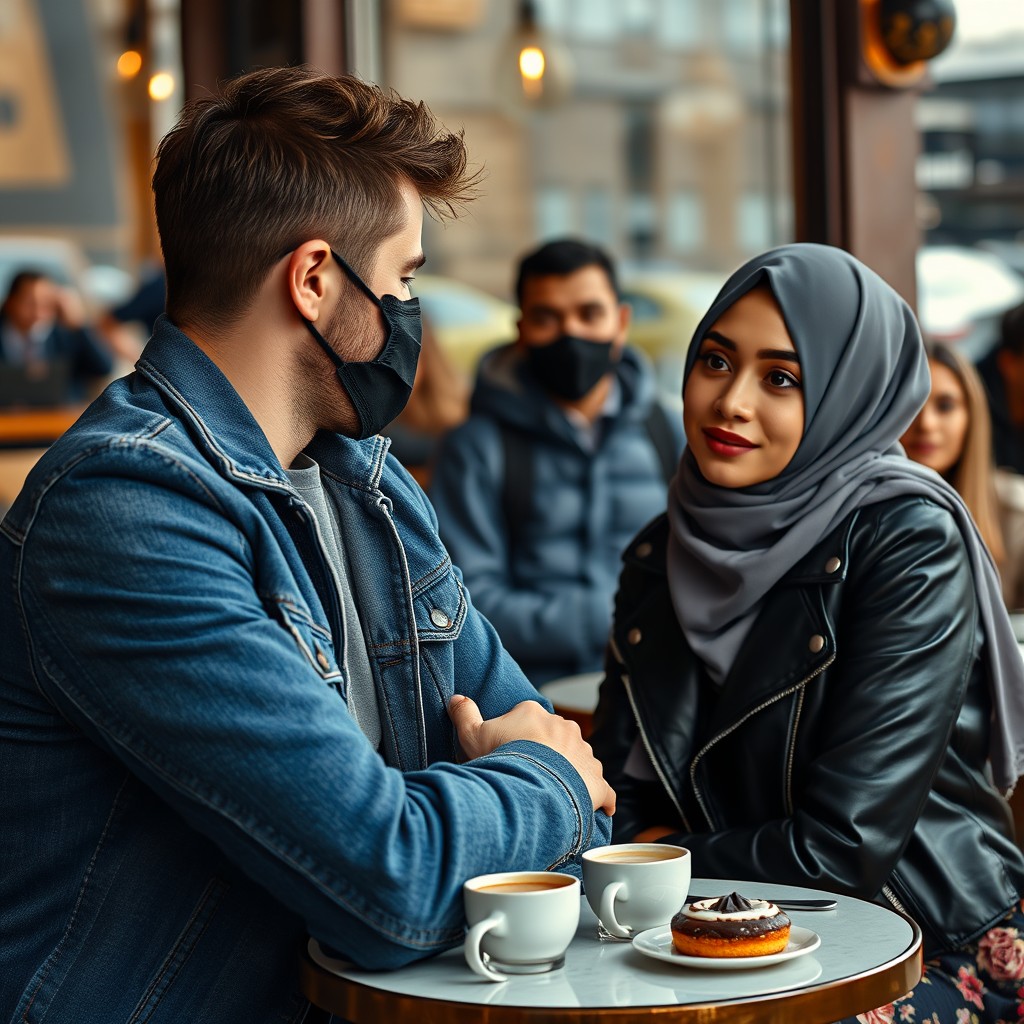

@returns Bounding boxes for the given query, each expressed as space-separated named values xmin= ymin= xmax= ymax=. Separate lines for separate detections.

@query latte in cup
xmin=463 ymin=871 xmax=581 ymax=983
xmin=582 ymin=843 xmax=691 ymax=941
xmin=588 ymin=849 xmax=682 ymax=864
xmin=476 ymin=879 xmax=570 ymax=893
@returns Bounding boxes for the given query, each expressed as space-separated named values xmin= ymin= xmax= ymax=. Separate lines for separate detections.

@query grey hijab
xmin=667 ymin=243 xmax=1024 ymax=792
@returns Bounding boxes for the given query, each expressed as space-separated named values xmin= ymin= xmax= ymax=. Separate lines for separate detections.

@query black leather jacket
xmin=591 ymin=496 xmax=1024 ymax=956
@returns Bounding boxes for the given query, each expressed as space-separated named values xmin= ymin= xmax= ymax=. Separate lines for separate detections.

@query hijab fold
xmin=667 ymin=244 xmax=1024 ymax=792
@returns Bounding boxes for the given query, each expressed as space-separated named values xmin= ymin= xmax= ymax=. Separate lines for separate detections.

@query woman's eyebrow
xmin=703 ymin=330 xmax=800 ymax=364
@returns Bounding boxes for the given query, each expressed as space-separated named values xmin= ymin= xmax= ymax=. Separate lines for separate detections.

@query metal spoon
xmin=686 ymin=893 xmax=838 ymax=912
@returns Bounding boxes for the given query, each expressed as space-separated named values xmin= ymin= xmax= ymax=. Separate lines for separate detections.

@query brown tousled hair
xmin=927 ymin=341 xmax=1006 ymax=565
xmin=153 ymin=65 xmax=477 ymax=331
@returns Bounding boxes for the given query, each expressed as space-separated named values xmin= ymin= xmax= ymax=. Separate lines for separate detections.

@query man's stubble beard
xmin=291 ymin=281 xmax=387 ymax=439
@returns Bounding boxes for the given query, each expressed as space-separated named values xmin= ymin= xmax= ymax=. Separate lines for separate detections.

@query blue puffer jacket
xmin=431 ymin=344 xmax=684 ymax=686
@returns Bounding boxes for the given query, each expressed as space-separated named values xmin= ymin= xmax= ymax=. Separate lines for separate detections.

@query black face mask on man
xmin=302 ymin=250 xmax=422 ymax=439
xmin=525 ymin=333 xmax=617 ymax=401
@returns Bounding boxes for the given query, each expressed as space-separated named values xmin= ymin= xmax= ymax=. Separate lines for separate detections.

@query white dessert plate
xmin=632 ymin=924 xmax=821 ymax=970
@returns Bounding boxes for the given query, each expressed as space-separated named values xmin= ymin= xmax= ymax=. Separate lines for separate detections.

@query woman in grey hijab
xmin=590 ymin=244 xmax=1024 ymax=1023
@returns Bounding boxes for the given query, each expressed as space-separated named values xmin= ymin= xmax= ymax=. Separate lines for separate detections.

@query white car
xmin=916 ymin=245 xmax=1024 ymax=361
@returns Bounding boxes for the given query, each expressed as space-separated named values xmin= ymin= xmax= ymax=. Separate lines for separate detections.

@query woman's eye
xmin=767 ymin=369 xmax=800 ymax=389
xmin=702 ymin=352 xmax=729 ymax=371
xmin=935 ymin=396 xmax=958 ymax=413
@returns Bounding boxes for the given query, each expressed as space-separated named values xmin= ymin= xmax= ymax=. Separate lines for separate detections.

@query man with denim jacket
xmin=0 ymin=67 xmax=613 ymax=1022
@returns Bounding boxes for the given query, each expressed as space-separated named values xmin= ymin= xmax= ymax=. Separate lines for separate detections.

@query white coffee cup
xmin=582 ymin=843 xmax=691 ymax=939
xmin=462 ymin=871 xmax=581 ymax=982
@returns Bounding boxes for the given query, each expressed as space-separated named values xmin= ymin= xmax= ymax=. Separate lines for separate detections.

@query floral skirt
xmin=841 ymin=904 xmax=1024 ymax=1024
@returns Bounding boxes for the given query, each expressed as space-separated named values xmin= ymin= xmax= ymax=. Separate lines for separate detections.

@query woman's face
xmin=900 ymin=358 xmax=969 ymax=477
xmin=683 ymin=287 xmax=805 ymax=489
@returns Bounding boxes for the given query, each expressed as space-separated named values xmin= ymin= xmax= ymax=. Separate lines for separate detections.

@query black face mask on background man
xmin=303 ymin=250 xmax=422 ymax=439
xmin=525 ymin=333 xmax=618 ymax=401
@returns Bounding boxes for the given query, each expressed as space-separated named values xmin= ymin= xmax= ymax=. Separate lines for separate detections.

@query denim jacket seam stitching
xmin=18 ymin=774 xmax=134 ymax=1023
xmin=409 ymin=556 xmax=451 ymax=595
xmin=266 ymin=595 xmax=332 ymax=637
xmin=125 ymin=876 xmax=228 ymax=1024
xmin=482 ymin=749 xmax=585 ymax=864
xmin=33 ymin=658 xmax=457 ymax=946
xmin=139 ymin=360 xmax=291 ymax=490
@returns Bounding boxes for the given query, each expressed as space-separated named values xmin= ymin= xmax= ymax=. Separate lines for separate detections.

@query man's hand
xmin=53 ymin=287 xmax=86 ymax=329
xmin=448 ymin=695 xmax=615 ymax=815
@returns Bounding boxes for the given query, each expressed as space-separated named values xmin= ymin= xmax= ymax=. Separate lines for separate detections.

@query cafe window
xmin=383 ymin=0 xmax=792 ymax=387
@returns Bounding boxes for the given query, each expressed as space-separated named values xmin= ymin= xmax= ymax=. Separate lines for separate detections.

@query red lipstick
xmin=702 ymin=427 xmax=757 ymax=456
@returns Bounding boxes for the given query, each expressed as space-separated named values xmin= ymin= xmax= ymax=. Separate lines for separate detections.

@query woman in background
xmin=901 ymin=340 xmax=1024 ymax=610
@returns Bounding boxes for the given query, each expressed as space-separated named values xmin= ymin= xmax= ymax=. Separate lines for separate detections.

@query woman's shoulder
xmin=619 ymin=513 xmax=670 ymax=574
xmin=838 ymin=496 xmax=969 ymax=585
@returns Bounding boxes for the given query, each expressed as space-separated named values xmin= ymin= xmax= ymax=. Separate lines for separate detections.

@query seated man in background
xmin=0 ymin=269 xmax=114 ymax=403
xmin=0 ymin=67 xmax=612 ymax=1023
xmin=431 ymin=238 xmax=684 ymax=686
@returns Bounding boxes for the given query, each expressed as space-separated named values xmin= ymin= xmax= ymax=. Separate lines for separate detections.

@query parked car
xmin=916 ymin=245 xmax=1024 ymax=361
xmin=412 ymin=274 xmax=517 ymax=374
xmin=620 ymin=270 xmax=727 ymax=403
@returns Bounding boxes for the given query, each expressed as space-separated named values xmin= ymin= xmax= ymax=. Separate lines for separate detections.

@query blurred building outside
xmin=916 ymin=8 xmax=1024 ymax=358
xmin=0 ymin=0 xmax=1020 ymax=397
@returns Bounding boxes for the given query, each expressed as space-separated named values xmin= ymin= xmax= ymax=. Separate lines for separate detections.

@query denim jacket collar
xmin=137 ymin=315 xmax=388 ymax=492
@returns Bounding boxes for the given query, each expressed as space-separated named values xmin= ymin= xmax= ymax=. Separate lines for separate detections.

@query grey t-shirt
xmin=286 ymin=455 xmax=382 ymax=749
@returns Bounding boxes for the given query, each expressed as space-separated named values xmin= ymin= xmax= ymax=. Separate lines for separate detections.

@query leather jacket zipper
xmin=882 ymin=883 xmax=909 ymax=915
xmin=689 ymin=651 xmax=836 ymax=830
xmin=612 ymin=636 xmax=692 ymax=833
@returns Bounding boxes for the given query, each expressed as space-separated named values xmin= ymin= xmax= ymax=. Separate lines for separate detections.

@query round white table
xmin=300 ymin=877 xmax=922 ymax=1023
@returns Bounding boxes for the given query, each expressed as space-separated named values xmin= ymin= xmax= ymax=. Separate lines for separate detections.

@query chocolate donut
xmin=671 ymin=892 xmax=791 ymax=958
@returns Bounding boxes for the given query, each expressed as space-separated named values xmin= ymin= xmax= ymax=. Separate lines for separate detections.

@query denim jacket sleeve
xmin=14 ymin=439 xmax=607 ymax=969
xmin=430 ymin=419 xmax=611 ymax=665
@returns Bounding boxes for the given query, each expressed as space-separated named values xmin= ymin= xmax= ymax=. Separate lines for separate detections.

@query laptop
xmin=0 ymin=360 xmax=72 ymax=408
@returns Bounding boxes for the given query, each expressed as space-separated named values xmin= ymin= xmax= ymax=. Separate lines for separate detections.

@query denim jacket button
xmin=627 ymin=628 xmax=642 ymax=645
xmin=429 ymin=608 xmax=451 ymax=629
xmin=824 ymin=556 xmax=841 ymax=574
xmin=315 ymin=648 xmax=330 ymax=670
xmin=809 ymin=634 xmax=825 ymax=653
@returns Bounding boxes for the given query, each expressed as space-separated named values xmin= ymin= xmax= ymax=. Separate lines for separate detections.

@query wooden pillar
xmin=789 ymin=0 xmax=922 ymax=307
xmin=180 ymin=0 xmax=351 ymax=103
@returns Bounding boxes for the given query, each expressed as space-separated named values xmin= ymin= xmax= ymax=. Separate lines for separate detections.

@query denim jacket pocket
xmin=411 ymin=563 xmax=466 ymax=644
xmin=269 ymin=597 xmax=341 ymax=681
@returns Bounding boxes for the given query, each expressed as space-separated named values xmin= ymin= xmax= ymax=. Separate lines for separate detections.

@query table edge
xmin=300 ymin=913 xmax=923 ymax=1024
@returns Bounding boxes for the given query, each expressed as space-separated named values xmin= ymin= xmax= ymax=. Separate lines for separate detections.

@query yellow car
xmin=412 ymin=274 xmax=518 ymax=374
xmin=620 ymin=270 xmax=727 ymax=401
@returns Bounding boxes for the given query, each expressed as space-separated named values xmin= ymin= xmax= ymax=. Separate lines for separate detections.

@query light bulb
xmin=117 ymin=49 xmax=143 ymax=79
xmin=148 ymin=71 xmax=175 ymax=101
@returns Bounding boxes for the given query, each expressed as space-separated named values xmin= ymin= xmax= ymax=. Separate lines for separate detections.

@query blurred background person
xmin=976 ymin=302 xmax=1024 ymax=476
xmin=430 ymin=237 xmax=683 ymax=686
xmin=901 ymin=340 xmax=1024 ymax=609
xmin=97 ymin=261 xmax=166 ymax=366
xmin=384 ymin=317 xmax=470 ymax=489
xmin=0 ymin=269 xmax=114 ymax=404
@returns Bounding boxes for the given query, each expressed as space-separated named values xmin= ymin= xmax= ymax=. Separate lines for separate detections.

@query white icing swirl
xmin=683 ymin=898 xmax=781 ymax=922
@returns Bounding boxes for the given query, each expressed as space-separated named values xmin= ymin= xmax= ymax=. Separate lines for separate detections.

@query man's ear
xmin=514 ymin=315 xmax=528 ymax=350
xmin=287 ymin=240 xmax=335 ymax=322
xmin=614 ymin=301 xmax=632 ymax=349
